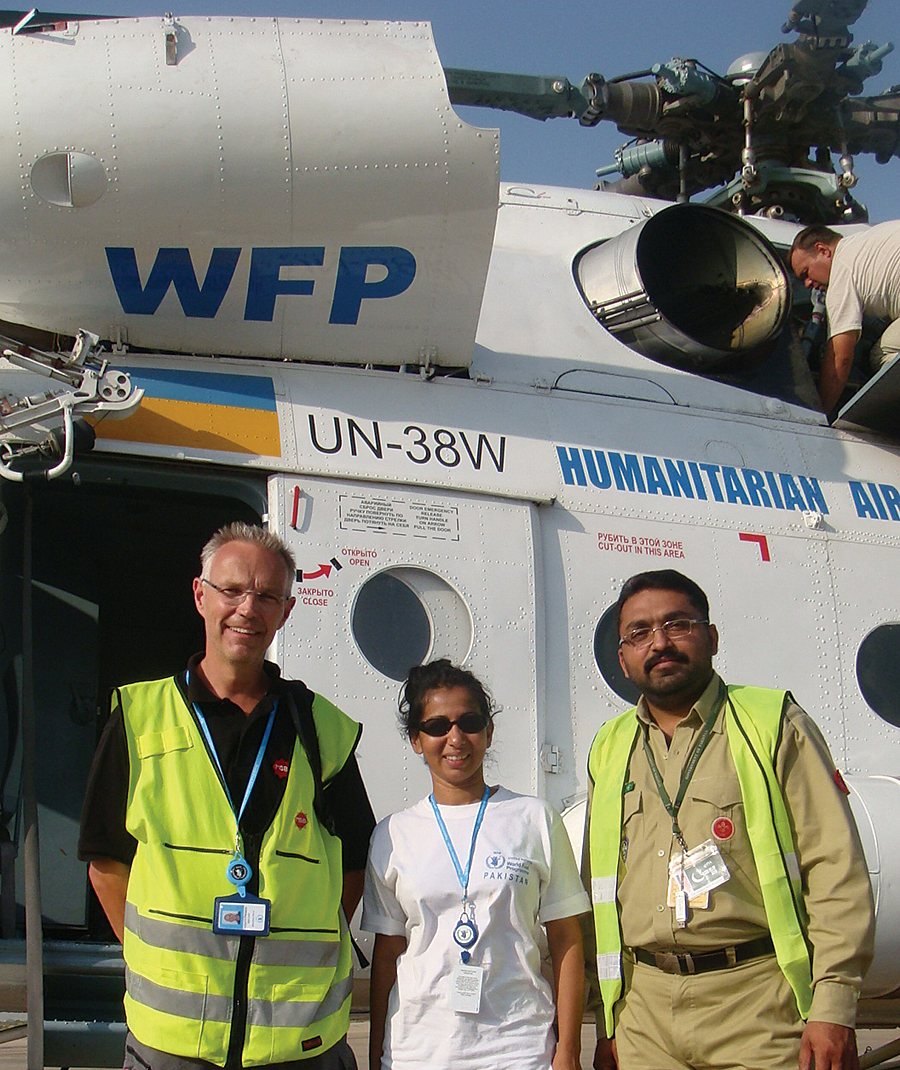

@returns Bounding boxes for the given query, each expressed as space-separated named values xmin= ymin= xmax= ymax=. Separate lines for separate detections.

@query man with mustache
xmin=584 ymin=570 xmax=874 ymax=1070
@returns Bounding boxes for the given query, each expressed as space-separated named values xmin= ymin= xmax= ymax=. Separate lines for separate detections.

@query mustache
xmin=644 ymin=650 xmax=689 ymax=672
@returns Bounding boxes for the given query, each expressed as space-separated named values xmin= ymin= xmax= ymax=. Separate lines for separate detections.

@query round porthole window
xmin=593 ymin=603 xmax=641 ymax=705
xmin=351 ymin=567 xmax=472 ymax=681
xmin=31 ymin=151 xmax=106 ymax=208
xmin=857 ymin=624 xmax=900 ymax=727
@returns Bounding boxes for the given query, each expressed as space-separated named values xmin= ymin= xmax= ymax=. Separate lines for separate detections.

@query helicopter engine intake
xmin=576 ymin=202 xmax=791 ymax=370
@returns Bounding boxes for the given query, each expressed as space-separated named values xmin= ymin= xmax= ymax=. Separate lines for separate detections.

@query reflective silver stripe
xmin=125 ymin=903 xmax=239 ymax=962
xmin=591 ymin=876 xmax=617 ymax=904
xmin=253 ymin=937 xmax=342 ymax=969
xmin=126 ymin=903 xmax=339 ymax=969
xmin=246 ymin=973 xmax=353 ymax=1030
xmin=785 ymin=852 xmax=801 ymax=882
xmin=596 ymin=953 xmax=621 ymax=981
xmin=307 ymin=971 xmax=354 ymax=1024
xmin=125 ymin=967 xmax=233 ymax=1024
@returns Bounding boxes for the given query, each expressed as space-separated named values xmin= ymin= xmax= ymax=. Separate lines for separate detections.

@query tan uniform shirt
xmin=584 ymin=673 xmax=875 ymax=1028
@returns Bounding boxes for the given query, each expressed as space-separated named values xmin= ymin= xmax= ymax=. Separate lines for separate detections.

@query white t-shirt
xmin=361 ymin=787 xmax=590 ymax=1070
xmin=826 ymin=220 xmax=900 ymax=339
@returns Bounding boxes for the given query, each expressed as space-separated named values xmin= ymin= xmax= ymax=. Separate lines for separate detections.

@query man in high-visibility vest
xmin=584 ymin=569 xmax=874 ymax=1070
xmin=79 ymin=522 xmax=375 ymax=1069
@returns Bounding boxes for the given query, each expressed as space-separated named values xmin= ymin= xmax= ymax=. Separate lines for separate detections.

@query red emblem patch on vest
xmin=712 ymin=816 xmax=734 ymax=841
xmin=301 ymin=1036 xmax=322 ymax=1052
xmin=834 ymin=769 xmax=851 ymax=795
xmin=272 ymin=758 xmax=289 ymax=779
xmin=295 ymin=811 xmax=308 ymax=830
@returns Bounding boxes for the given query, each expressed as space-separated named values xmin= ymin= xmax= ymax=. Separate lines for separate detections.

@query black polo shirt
xmin=78 ymin=656 xmax=375 ymax=870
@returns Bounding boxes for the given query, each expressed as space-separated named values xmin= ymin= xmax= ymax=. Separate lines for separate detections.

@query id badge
xmin=213 ymin=893 xmax=271 ymax=936
xmin=450 ymin=962 xmax=484 ymax=1014
xmin=667 ymin=853 xmax=710 ymax=911
xmin=680 ymin=840 xmax=730 ymax=897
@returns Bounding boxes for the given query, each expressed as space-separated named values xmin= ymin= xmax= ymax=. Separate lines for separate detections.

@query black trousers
xmin=123 ymin=1033 xmax=358 ymax=1070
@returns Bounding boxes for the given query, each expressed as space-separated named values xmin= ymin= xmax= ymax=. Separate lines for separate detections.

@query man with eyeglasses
xmin=584 ymin=569 xmax=874 ymax=1070
xmin=79 ymin=522 xmax=375 ymax=1070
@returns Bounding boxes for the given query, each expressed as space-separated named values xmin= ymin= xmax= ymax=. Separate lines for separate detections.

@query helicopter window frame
xmin=592 ymin=602 xmax=641 ymax=706
xmin=350 ymin=566 xmax=473 ymax=682
xmin=857 ymin=623 xmax=900 ymax=728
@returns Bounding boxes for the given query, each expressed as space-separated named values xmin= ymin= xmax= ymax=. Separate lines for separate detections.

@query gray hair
xmin=200 ymin=522 xmax=295 ymax=594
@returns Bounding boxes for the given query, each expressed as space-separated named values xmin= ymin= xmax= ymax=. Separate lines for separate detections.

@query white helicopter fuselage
xmin=22 ymin=175 xmax=899 ymax=996
xmin=2 ymin=15 xmax=900 ymax=1053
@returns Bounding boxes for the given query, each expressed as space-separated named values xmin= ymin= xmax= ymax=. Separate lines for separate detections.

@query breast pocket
xmin=135 ymin=725 xmax=193 ymax=759
xmin=688 ymin=775 xmax=747 ymax=858
xmin=621 ymin=789 xmax=643 ymax=866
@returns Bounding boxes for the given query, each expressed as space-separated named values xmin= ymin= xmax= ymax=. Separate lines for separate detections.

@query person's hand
xmin=593 ymin=1035 xmax=618 ymax=1070
xmin=799 ymin=1021 xmax=858 ymax=1070
xmin=551 ymin=1049 xmax=580 ymax=1070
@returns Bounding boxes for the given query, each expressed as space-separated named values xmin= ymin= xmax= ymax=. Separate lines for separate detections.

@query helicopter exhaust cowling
xmin=576 ymin=203 xmax=791 ymax=369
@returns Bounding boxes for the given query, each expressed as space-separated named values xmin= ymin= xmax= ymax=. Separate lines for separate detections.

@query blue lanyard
xmin=429 ymin=785 xmax=490 ymax=907
xmin=186 ymin=671 xmax=277 ymax=848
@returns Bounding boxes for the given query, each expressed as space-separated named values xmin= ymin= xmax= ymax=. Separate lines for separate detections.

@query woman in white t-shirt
xmin=361 ymin=660 xmax=590 ymax=1070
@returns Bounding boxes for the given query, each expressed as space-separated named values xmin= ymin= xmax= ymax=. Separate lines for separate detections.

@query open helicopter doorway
xmin=0 ymin=460 xmax=264 ymax=942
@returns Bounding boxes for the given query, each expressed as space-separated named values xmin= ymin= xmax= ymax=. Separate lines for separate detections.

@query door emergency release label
xmin=339 ymin=495 xmax=459 ymax=541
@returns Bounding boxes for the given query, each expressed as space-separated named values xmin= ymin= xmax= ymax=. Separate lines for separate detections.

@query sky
xmin=39 ymin=0 xmax=900 ymax=221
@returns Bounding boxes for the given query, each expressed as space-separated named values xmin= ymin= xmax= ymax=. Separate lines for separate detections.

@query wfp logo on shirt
xmin=483 ymin=852 xmax=531 ymax=884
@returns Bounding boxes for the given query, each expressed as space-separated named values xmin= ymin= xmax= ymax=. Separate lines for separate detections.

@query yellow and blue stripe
xmin=93 ymin=367 xmax=281 ymax=457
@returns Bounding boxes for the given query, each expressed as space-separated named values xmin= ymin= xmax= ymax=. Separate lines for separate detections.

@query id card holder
xmin=450 ymin=962 xmax=484 ymax=1014
xmin=681 ymin=840 xmax=730 ymax=898
xmin=666 ymin=853 xmax=688 ymax=927
xmin=213 ymin=893 xmax=271 ymax=936
xmin=667 ymin=852 xmax=710 ymax=912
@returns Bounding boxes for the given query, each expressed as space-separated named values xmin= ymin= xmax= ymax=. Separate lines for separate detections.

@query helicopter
xmin=448 ymin=0 xmax=899 ymax=226
xmin=2 ymin=2 xmax=900 ymax=1066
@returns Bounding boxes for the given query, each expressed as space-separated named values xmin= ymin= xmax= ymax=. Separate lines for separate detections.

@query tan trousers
xmin=615 ymin=954 xmax=804 ymax=1070
xmin=869 ymin=318 xmax=900 ymax=371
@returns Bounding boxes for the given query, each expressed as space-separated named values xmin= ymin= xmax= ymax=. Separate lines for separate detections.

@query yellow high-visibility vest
xmin=588 ymin=686 xmax=811 ymax=1038
xmin=121 ymin=676 xmax=360 ymax=1066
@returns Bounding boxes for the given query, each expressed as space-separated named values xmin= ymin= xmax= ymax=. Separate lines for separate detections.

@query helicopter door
xmin=546 ymin=512 xmax=842 ymax=806
xmin=835 ymin=356 xmax=900 ymax=438
xmin=268 ymin=474 xmax=542 ymax=821
xmin=0 ymin=466 xmax=265 ymax=937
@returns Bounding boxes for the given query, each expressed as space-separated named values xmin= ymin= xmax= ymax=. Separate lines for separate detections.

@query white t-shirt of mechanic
xmin=826 ymin=219 xmax=900 ymax=339
xmin=361 ymin=786 xmax=590 ymax=1070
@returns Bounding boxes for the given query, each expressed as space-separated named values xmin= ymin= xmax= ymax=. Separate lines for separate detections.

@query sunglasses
xmin=416 ymin=711 xmax=489 ymax=737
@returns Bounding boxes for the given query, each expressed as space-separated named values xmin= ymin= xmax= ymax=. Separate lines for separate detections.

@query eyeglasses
xmin=619 ymin=618 xmax=709 ymax=649
xmin=201 ymin=578 xmax=288 ymax=609
xmin=417 ymin=712 xmax=489 ymax=737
